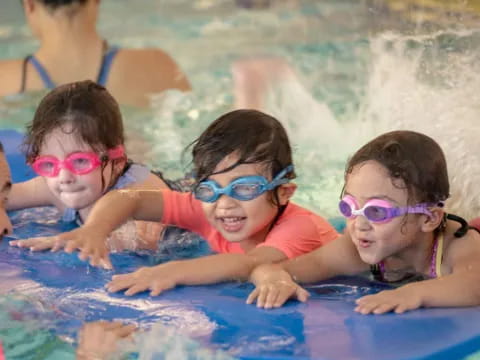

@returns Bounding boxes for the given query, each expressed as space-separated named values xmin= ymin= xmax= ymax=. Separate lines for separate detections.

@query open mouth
xmin=357 ymin=238 xmax=374 ymax=248
xmin=217 ymin=216 xmax=247 ymax=232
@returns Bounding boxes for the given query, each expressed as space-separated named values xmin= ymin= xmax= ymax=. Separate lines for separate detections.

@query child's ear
xmin=277 ymin=183 xmax=297 ymax=205
xmin=421 ymin=208 xmax=444 ymax=233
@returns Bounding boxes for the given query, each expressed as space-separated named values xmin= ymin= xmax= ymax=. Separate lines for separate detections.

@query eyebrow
xmin=343 ymin=191 xmax=400 ymax=204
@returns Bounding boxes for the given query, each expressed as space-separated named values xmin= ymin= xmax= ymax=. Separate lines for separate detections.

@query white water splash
xmin=358 ymin=30 xmax=480 ymax=219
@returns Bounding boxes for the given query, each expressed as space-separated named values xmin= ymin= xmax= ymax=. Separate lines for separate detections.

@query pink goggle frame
xmin=31 ymin=146 xmax=125 ymax=177
xmin=339 ymin=195 xmax=439 ymax=224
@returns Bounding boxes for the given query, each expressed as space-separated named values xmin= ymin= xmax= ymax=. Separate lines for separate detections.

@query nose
xmin=352 ymin=214 xmax=372 ymax=232
xmin=57 ymin=167 xmax=75 ymax=184
xmin=215 ymin=194 xmax=237 ymax=209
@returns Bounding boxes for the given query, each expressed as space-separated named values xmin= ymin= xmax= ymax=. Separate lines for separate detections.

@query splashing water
xmin=358 ymin=29 xmax=480 ymax=219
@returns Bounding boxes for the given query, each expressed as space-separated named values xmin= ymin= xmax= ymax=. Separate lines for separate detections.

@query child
xmin=44 ymin=109 xmax=339 ymax=293
xmin=8 ymin=80 xmax=172 ymax=264
xmin=246 ymin=130 xmax=480 ymax=314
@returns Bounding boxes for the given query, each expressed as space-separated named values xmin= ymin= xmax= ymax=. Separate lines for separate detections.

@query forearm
xmin=173 ymin=254 xmax=259 ymax=285
xmin=411 ymin=272 xmax=480 ymax=308
xmin=84 ymin=189 xmax=164 ymax=236
xmin=283 ymin=242 xmax=368 ymax=284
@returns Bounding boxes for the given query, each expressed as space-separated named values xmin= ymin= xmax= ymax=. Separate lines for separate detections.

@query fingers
xmin=246 ymin=283 xmax=301 ymax=309
xmin=9 ymin=236 xmax=59 ymax=251
xmin=295 ymin=287 xmax=310 ymax=303
xmin=354 ymin=292 xmax=410 ymax=315
xmin=246 ymin=288 xmax=260 ymax=305
xmin=106 ymin=273 xmax=141 ymax=294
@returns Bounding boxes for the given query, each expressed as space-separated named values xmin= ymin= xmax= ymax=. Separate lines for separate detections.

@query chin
xmin=358 ymin=251 xmax=382 ymax=265
xmin=223 ymin=235 xmax=244 ymax=243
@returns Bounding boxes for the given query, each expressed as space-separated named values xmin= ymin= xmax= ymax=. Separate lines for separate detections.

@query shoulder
xmin=115 ymin=163 xmax=168 ymax=190
xmin=111 ymin=48 xmax=190 ymax=89
xmin=443 ymin=219 xmax=480 ymax=270
xmin=276 ymin=203 xmax=338 ymax=236
xmin=107 ymin=48 xmax=190 ymax=107
xmin=0 ymin=58 xmax=24 ymax=97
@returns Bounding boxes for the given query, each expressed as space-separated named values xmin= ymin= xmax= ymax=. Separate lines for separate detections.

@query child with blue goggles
xmin=35 ymin=109 xmax=339 ymax=297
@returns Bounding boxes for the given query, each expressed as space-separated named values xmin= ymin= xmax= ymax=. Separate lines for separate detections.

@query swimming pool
xmin=1 ymin=1 xmax=480 ymax=358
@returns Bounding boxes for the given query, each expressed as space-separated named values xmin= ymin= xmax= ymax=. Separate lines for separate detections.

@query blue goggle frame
xmin=193 ymin=165 xmax=294 ymax=203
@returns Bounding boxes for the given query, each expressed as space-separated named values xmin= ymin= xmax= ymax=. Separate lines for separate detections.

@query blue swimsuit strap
xmin=96 ymin=47 xmax=119 ymax=86
xmin=24 ymin=46 xmax=119 ymax=89
xmin=25 ymin=55 xmax=56 ymax=89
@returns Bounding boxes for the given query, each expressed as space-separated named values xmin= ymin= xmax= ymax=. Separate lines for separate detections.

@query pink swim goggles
xmin=31 ymin=146 xmax=125 ymax=177
xmin=338 ymin=195 xmax=440 ymax=224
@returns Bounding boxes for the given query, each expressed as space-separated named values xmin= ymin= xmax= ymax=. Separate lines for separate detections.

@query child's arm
xmin=10 ymin=173 xmax=167 ymax=253
xmin=246 ymin=234 xmax=368 ymax=308
xmin=355 ymin=230 xmax=480 ymax=314
xmin=27 ymin=187 xmax=167 ymax=269
xmin=106 ymin=245 xmax=289 ymax=295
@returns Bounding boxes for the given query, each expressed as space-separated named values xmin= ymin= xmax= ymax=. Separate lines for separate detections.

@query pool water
xmin=1 ymin=0 xmax=479 ymax=218
xmin=1 ymin=1 xmax=480 ymax=359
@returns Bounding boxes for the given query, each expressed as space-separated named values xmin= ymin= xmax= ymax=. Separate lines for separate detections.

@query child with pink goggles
xmin=31 ymin=146 xmax=125 ymax=177
xmin=338 ymin=194 xmax=442 ymax=224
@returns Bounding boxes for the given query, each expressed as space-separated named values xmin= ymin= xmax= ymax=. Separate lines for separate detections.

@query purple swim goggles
xmin=339 ymin=195 xmax=441 ymax=224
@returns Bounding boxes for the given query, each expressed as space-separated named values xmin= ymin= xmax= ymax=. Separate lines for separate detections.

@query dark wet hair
xmin=23 ymin=80 xmax=125 ymax=188
xmin=24 ymin=80 xmax=124 ymax=162
xmin=190 ymin=109 xmax=295 ymax=208
xmin=0 ymin=142 xmax=3 ymax=153
xmin=191 ymin=109 xmax=295 ymax=182
xmin=345 ymin=130 xmax=449 ymax=205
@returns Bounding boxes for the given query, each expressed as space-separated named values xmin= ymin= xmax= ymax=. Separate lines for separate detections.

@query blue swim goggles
xmin=193 ymin=165 xmax=294 ymax=203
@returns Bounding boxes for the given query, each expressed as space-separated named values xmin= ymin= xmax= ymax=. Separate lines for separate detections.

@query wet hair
xmin=23 ymin=80 xmax=125 ymax=188
xmin=190 ymin=109 xmax=295 ymax=206
xmin=344 ymin=130 xmax=449 ymax=205
xmin=191 ymin=109 xmax=295 ymax=181
xmin=0 ymin=142 xmax=3 ymax=153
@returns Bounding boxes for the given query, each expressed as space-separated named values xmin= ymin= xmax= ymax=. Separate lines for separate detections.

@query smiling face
xmin=200 ymin=154 xmax=295 ymax=246
xmin=0 ymin=153 xmax=13 ymax=239
xmin=39 ymin=125 xmax=116 ymax=215
xmin=344 ymin=160 xmax=429 ymax=265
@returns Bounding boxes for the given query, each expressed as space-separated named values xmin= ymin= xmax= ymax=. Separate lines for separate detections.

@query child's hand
xmin=354 ymin=285 xmax=422 ymax=314
xmin=135 ymin=221 xmax=164 ymax=248
xmin=62 ymin=226 xmax=112 ymax=270
xmin=76 ymin=321 xmax=136 ymax=360
xmin=246 ymin=264 xmax=310 ymax=309
xmin=106 ymin=263 xmax=177 ymax=296
xmin=10 ymin=236 xmax=66 ymax=252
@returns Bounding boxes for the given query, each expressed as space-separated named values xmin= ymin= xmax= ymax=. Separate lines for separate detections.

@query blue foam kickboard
xmin=0 ymin=129 xmax=479 ymax=360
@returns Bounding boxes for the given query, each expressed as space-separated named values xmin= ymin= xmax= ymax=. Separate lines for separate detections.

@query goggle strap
xmin=267 ymin=164 xmax=294 ymax=190
xmin=107 ymin=145 xmax=125 ymax=160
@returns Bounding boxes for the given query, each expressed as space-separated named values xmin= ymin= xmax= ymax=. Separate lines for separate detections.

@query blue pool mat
xmin=1 ymin=129 xmax=479 ymax=360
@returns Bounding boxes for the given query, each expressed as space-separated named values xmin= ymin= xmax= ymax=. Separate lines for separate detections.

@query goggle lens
xmin=364 ymin=205 xmax=389 ymax=222
xmin=194 ymin=183 xmax=216 ymax=202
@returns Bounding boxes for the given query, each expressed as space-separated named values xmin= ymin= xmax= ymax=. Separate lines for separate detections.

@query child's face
xmin=200 ymin=154 xmax=291 ymax=245
xmin=344 ymin=160 xmax=424 ymax=265
xmin=39 ymin=126 xmax=115 ymax=212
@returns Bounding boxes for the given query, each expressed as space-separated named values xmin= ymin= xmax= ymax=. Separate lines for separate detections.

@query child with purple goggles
xmin=338 ymin=195 xmax=442 ymax=224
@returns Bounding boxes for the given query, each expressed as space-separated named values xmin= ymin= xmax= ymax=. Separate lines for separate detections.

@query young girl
xmin=246 ymin=130 xmax=480 ymax=314
xmin=8 ymin=80 xmax=172 ymax=266
xmin=42 ymin=109 xmax=339 ymax=294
